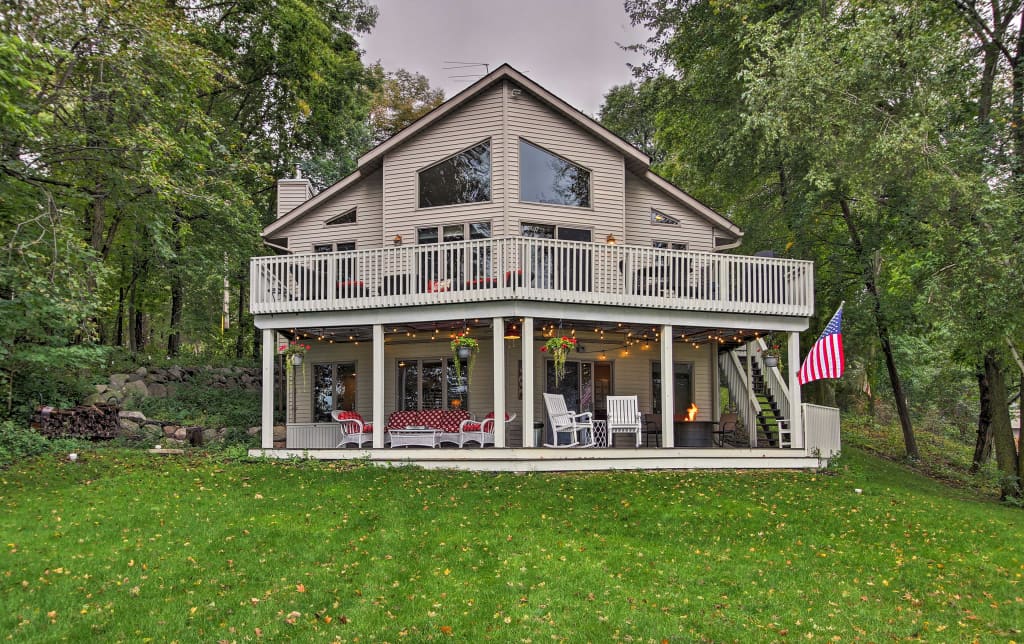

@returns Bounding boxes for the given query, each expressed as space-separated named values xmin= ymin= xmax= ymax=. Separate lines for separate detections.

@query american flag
xmin=798 ymin=305 xmax=845 ymax=385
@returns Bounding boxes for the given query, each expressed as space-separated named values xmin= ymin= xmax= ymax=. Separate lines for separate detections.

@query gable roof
xmin=263 ymin=63 xmax=740 ymax=242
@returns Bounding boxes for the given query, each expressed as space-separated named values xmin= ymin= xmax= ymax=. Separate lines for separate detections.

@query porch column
xmin=492 ymin=317 xmax=506 ymax=448
xmin=788 ymin=331 xmax=804 ymax=448
xmin=661 ymin=324 xmax=674 ymax=448
xmin=372 ymin=324 xmax=385 ymax=449
xmin=261 ymin=328 xmax=275 ymax=449
xmin=522 ymin=317 xmax=535 ymax=447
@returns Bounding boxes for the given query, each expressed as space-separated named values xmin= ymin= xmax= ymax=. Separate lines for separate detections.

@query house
xmin=249 ymin=64 xmax=840 ymax=470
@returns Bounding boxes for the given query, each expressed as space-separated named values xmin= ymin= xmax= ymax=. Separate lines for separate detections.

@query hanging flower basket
xmin=762 ymin=355 xmax=779 ymax=368
xmin=541 ymin=336 xmax=577 ymax=384
xmin=759 ymin=337 xmax=781 ymax=369
xmin=283 ymin=341 xmax=311 ymax=380
xmin=450 ymin=335 xmax=479 ymax=388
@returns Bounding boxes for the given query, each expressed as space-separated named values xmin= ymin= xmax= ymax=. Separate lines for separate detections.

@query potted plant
xmin=450 ymin=334 xmax=479 ymax=388
xmin=760 ymin=339 xmax=781 ymax=368
xmin=541 ymin=336 xmax=577 ymax=384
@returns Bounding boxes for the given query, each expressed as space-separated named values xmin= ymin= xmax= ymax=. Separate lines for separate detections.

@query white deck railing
xmin=250 ymin=237 xmax=814 ymax=317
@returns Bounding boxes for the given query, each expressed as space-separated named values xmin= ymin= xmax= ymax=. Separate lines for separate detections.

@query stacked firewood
xmin=31 ymin=403 xmax=121 ymax=440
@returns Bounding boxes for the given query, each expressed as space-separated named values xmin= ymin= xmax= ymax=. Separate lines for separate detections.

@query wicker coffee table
xmin=388 ymin=426 xmax=442 ymax=448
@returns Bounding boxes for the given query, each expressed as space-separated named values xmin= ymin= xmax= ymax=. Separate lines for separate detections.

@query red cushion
xmin=462 ymin=422 xmax=482 ymax=432
xmin=334 ymin=410 xmax=363 ymax=423
xmin=483 ymin=412 xmax=512 ymax=421
xmin=361 ymin=423 xmax=373 ymax=433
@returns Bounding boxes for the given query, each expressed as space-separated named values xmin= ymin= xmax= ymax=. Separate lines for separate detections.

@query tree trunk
xmin=971 ymin=362 xmax=994 ymax=473
xmin=839 ymin=198 xmax=919 ymax=460
xmin=234 ymin=278 xmax=246 ymax=359
xmin=167 ymin=216 xmax=183 ymax=358
xmin=115 ymin=286 xmax=125 ymax=348
xmin=134 ymin=310 xmax=146 ymax=352
xmin=986 ymin=350 xmax=1020 ymax=500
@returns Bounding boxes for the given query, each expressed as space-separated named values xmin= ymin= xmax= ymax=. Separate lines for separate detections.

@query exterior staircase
xmin=718 ymin=339 xmax=793 ymax=448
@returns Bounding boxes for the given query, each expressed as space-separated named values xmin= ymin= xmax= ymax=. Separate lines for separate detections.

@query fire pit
xmin=672 ymin=405 xmax=715 ymax=447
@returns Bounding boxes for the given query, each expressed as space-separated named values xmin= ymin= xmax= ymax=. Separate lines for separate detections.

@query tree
xmin=598 ymin=79 xmax=666 ymax=163
xmin=369 ymin=67 xmax=444 ymax=143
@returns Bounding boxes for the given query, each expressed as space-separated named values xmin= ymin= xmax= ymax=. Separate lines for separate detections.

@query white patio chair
xmin=457 ymin=412 xmax=517 ymax=448
xmin=330 ymin=410 xmax=372 ymax=448
xmin=542 ymin=393 xmax=596 ymax=448
xmin=606 ymin=395 xmax=642 ymax=447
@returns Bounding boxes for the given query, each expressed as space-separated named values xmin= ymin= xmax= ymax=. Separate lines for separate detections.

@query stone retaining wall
xmin=84 ymin=365 xmax=263 ymax=406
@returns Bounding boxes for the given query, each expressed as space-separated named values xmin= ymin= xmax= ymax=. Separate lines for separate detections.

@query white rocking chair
xmin=542 ymin=393 xmax=596 ymax=448
xmin=606 ymin=395 xmax=642 ymax=447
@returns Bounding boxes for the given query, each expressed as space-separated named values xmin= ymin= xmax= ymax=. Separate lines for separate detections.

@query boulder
xmin=135 ymin=367 xmax=148 ymax=377
xmin=147 ymin=382 xmax=168 ymax=398
xmin=110 ymin=373 xmax=129 ymax=389
xmin=119 ymin=410 xmax=147 ymax=423
xmin=247 ymin=426 xmax=261 ymax=436
xmin=172 ymin=427 xmax=187 ymax=441
xmin=168 ymin=366 xmax=184 ymax=381
xmin=273 ymin=424 xmax=286 ymax=441
xmin=119 ymin=419 xmax=140 ymax=433
xmin=82 ymin=392 xmax=108 ymax=406
xmin=123 ymin=380 xmax=149 ymax=398
xmin=163 ymin=424 xmax=179 ymax=438
xmin=94 ymin=384 xmax=109 ymax=394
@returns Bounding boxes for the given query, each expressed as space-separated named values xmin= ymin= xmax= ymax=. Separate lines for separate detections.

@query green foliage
xmin=0 ymin=450 xmax=1021 ymax=640
xmin=369 ymin=67 xmax=445 ymax=144
xmin=131 ymin=381 xmax=261 ymax=433
xmin=0 ymin=421 xmax=49 ymax=468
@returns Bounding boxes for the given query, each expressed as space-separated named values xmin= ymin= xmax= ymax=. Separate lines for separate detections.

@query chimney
xmin=276 ymin=165 xmax=312 ymax=218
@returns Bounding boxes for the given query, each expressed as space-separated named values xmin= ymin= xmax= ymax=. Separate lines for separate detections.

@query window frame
xmin=518 ymin=137 xmax=593 ymax=209
xmin=396 ymin=356 xmax=469 ymax=411
xmin=651 ymin=360 xmax=694 ymax=416
xmin=416 ymin=138 xmax=493 ymax=210
xmin=651 ymin=209 xmax=680 ymax=226
xmin=652 ymin=241 xmax=687 ymax=251
xmin=313 ymin=242 xmax=356 ymax=252
xmin=416 ymin=221 xmax=492 ymax=245
xmin=324 ymin=208 xmax=357 ymax=226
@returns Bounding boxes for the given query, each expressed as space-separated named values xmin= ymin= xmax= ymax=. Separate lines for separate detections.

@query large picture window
xmin=397 ymin=357 xmax=468 ymax=411
xmin=313 ymin=362 xmax=357 ymax=422
xmin=418 ymin=140 xmax=491 ymax=208
xmin=519 ymin=139 xmax=590 ymax=207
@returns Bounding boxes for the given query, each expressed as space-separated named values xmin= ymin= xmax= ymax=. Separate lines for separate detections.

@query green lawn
xmin=1 ymin=449 xmax=1021 ymax=642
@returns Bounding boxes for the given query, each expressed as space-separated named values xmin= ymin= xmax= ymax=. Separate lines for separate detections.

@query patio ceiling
xmin=281 ymin=318 xmax=780 ymax=352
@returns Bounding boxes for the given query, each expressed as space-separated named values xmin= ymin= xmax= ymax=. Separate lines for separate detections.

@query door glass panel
xmin=652 ymin=362 xmax=693 ymax=417
xmin=422 ymin=360 xmax=444 ymax=410
xmin=337 ymin=363 xmax=357 ymax=411
xmin=399 ymin=362 xmax=419 ymax=411
xmin=546 ymin=360 xmax=582 ymax=412
xmin=313 ymin=363 xmax=333 ymax=422
xmin=446 ymin=358 xmax=468 ymax=410
xmin=580 ymin=362 xmax=594 ymax=413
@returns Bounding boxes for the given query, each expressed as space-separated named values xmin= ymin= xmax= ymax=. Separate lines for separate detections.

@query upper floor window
xmin=418 ymin=222 xmax=491 ymax=244
xmin=418 ymin=140 xmax=491 ymax=208
xmin=519 ymin=139 xmax=590 ymax=207
xmin=653 ymin=241 xmax=686 ymax=250
xmin=325 ymin=209 xmax=356 ymax=225
xmin=651 ymin=209 xmax=680 ymax=225
xmin=314 ymin=242 xmax=356 ymax=252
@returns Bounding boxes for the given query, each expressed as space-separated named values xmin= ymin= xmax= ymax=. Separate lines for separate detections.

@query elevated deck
xmin=251 ymin=238 xmax=814 ymax=318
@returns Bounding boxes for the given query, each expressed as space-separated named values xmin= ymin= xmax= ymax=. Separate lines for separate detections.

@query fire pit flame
xmin=685 ymin=403 xmax=698 ymax=422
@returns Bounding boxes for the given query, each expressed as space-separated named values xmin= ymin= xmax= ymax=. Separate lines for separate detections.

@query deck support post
xmin=661 ymin=324 xmax=674 ymax=448
xmin=493 ymin=317 xmax=506 ymax=448
xmin=522 ymin=317 xmax=535 ymax=447
xmin=788 ymin=331 xmax=804 ymax=448
xmin=261 ymin=328 xmax=275 ymax=449
xmin=372 ymin=324 xmax=385 ymax=449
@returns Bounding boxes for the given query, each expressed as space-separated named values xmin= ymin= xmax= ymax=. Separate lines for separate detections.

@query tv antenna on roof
xmin=443 ymin=61 xmax=489 ymax=83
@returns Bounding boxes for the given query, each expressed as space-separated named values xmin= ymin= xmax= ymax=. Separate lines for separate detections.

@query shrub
xmin=0 ymin=420 xmax=51 ymax=468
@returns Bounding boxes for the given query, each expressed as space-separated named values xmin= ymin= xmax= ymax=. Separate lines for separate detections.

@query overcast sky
xmin=358 ymin=0 xmax=650 ymax=116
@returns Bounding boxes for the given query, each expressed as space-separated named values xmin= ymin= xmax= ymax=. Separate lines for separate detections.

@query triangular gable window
xmin=651 ymin=209 xmax=680 ymax=225
xmin=418 ymin=140 xmax=491 ymax=208
xmin=325 ymin=209 xmax=356 ymax=226
xmin=519 ymin=139 xmax=590 ymax=207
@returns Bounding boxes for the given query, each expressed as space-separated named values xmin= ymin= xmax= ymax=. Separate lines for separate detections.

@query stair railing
xmin=753 ymin=338 xmax=791 ymax=424
xmin=719 ymin=349 xmax=761 ymax=445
